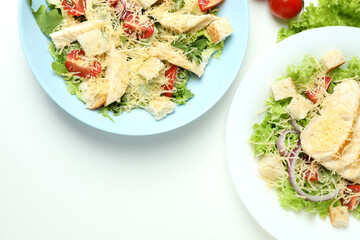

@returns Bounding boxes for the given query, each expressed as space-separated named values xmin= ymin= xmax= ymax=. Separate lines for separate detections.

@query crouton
xmin=258 ymin=154 xmax=285 ymax=182
xmin=146 ymin=96 xmax=176 ymax=120
xmin=134 ymin=0 xmax=159 ymax=8
xmin=152 ymin=42 xmax=206 ymax=77
xmin=151 ymin=11 xmax=218 ymax=33
xmin=105 ymin=49 xmax=129 ymax=106
xmin=50 ymin=21 xmax=105 ymax=49
xmin=206 ymin=17 xmax=233 ymax=44
xmin=271 ymin=77 xmax=297 ymax=101
xmin=286 ymin=94 xmax=314 ymax=120
xmin=79 ymin=79 xmax=108 ymax=110
xmin=321 ymin=50 xmax=346 ymax=73
xmin=138 ymin=57 xmax=165 ymax=81
xmin=329 ymin=206 xmax=349 ymax=228
xmin=77 ymin=29 xmax=109 ymax=57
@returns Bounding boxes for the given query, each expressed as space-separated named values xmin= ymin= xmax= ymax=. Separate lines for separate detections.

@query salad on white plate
xmin=29 ymin=0 xmax=233 ymax=120
xmin=250 ymin=49 xmax=360 ymax=228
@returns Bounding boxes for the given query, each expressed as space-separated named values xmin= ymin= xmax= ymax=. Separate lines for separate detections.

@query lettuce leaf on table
xmin=278 ymin=0 xmax=360 ymax=41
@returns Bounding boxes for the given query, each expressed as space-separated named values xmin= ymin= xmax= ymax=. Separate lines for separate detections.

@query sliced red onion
xmin=290 ymin=119 xmax=302 ymax=133
xmin=287 ymin=141 xmax=338 ymax=202
xmin=277 ymin=130 xmax=297 ymax=157
xmin=115 ymin=0 xmax=127 ymax=19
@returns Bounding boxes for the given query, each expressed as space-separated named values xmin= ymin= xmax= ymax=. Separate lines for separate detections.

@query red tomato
xmin=341 ymin=185 xmax=360 ymax=210
xmin=61 ymin=0 xmax=86 ymax=16
xmin=123 ymin=14 xmax=154 ymax=39
xmin=163 ymin=65 xmax=178 ymax=98
xmin=348 ymin=185 xmax=360 ymax=192
xmin=106 ymin=0 xmax=118 ymax=5
xmin=198 ymin=0 xmax=223 ymax=12
xmin=268 ymin=0 xmax=303 ymax=19
xmin=304 ymin=165 xmax=318 ymax=182
xmin=306 ymin=76 xmax=332 ymax=103
xmin=65 ymin=50 xmax=102 ymax=79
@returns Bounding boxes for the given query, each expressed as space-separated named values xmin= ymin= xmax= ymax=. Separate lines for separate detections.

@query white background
xmin=0 ymin=0 xmax=306 ymax=239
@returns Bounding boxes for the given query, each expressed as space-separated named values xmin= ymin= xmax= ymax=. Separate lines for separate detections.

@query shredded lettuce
xmin=278 ymin=0 xmax=360 ymax=42
xmin=171 ymin=29 xmax=225 ymax=64
xmin=172 ymin=70 xmax=194 ymax=105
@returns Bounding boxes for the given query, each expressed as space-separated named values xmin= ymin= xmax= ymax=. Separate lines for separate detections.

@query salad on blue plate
xmin=28 ymin=0 xmax=233 ymax=120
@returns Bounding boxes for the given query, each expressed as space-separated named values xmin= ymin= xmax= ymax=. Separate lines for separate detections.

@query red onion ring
xmin=287 ymin=141 xmax=338 ymax=202
xmin=277 ymin=130 xmax=297 ymax=156
xmin=115 ymin=0 xmax=127 ymax=19
xmin=290 ymin=119 xmax=302 ymax=133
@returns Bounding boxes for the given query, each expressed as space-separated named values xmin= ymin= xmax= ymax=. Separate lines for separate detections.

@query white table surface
xmin=0 ymin=1 xmax=308 ymax=239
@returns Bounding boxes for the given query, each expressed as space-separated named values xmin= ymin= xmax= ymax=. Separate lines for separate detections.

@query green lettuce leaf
xmin=331 ymin=57 xmax=360 ymax=81
xmin=31 ymin=4 xmax=63 ymax=36
xmin=250 ymin=97 xmax=292 ymax=156
xmin=286 ymin=55 xmax=321 ymax=89
xmin=276 ymin=179 xmax=338 ymax=219
xmin=278 ymin=0 xmax=360 ymax=42
xmin=52 ymin=62 xmax=68 ymax=74
xmin=171 ymin=29 xmax=225 ymax=64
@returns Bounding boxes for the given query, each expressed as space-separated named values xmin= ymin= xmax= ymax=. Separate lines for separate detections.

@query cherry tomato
xmin=198 ymin=0 xmax=223 ymax=12
xmin=304 ymin=164 xmax=318 ymax=182
xmin=306 ymin=76 xmax=332 ymax=103
xmin=106 ymin=0 xmax=118 ymax=5
xmin=268 ymin=0 xmax=303 ymax=19
xmin=163 ymin=65 xmax=178 ymax=98
xmin=65 ymin=50 xmax=102 ymax=79
xmin=123 ymin=13 xmax=155 ymax=39
xmin=348 ymin=185 xmax=360 ymax=192
xmin=61 ymin=0 xmax=86 ymax=16
xmin=341 ymin=185 xmax=360 ymax=210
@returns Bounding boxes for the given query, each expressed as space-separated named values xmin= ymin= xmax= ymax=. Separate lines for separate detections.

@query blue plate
xmin=18 ymin=0 xmax=249 ymax=136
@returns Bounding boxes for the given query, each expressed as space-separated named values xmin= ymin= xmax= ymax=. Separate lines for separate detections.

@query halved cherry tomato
xmin=304 ymin=164 xmax=319 ymax=182
xmin=163 ymin=65 xmax=178 ymax=98
xmin=123 ymin=13 xmax=154 ymax=39
xmin=106 ymin=0 xmax=118 ymax=5
xmin=348 ymin=185 xmax=360 ymax=192
xmin=269 ymin=0 xmax=303 ymax=19
xmin=61 ymin=0 xmax=86 ymax=16
xmin=306 ymin=76 xmax=332 ymax=103
xmin=198 ymin=0 xmax=223 ymax=12
xmin=341 ymin=185 xmax=360 ymax=210
xmin=65 ymin=50 xmax=102 ymax=79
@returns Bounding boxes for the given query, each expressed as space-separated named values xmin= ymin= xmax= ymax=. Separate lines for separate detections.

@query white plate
xmin=226 ymin=26 xmax=360 ymax=239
